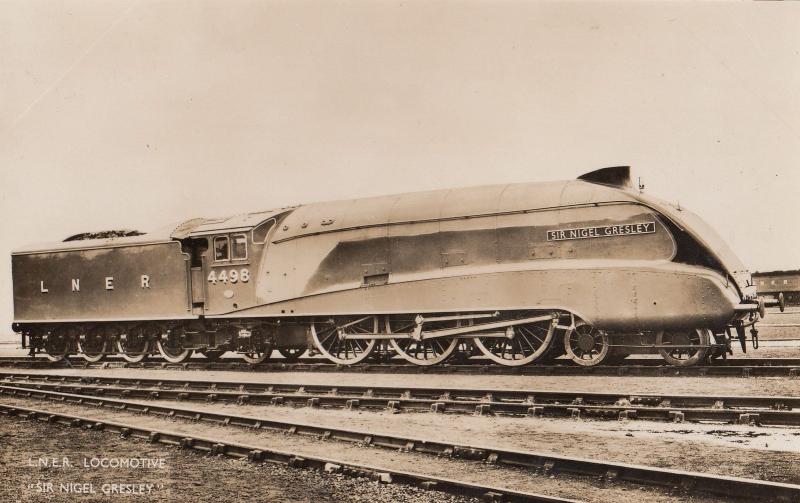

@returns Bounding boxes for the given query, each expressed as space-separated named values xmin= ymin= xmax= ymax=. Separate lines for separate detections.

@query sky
xmin=1 ymin=1 xmax=799 ymax=337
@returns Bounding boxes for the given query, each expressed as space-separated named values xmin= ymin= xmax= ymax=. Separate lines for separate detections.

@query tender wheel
xmin=156 ymin=336 xmax=192 ymax=363
xmin=116 ymin=327 xmax=151 ymax=363
xmin=473 ymin=314 xmax=556 ymax=366
xmin=564 ymin=323 xmax=611 ymax=367
xmin=277 ymin=347 xmax=305 ymax=362
xmin=196 ymin=349 xmax=225 ymax=362
xmin=657 ymin=328 xmax=711 ymax=367
xmin=43 ymin=332 xmax=72 ymax=362
xmin=77 ymin=329 xmax=109 ymax=362
xmin=311 ymin=316 xmax=378 ymax=365
xmin=387 ymin=316 xmax=459 ymax=366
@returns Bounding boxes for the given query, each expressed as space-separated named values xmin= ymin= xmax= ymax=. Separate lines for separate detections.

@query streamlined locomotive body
xmin=11 ymin=167 xmax=781 ymax=366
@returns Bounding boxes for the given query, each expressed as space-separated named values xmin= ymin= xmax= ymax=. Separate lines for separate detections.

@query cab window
xmin=231 ymin=233 xmax=247 ymax=260
xmin=213 ymin=236 xmax=229 ymax=261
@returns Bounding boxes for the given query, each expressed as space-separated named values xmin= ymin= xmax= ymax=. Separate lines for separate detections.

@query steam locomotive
xmin=11 ymin=166 xmax=782 ymax=366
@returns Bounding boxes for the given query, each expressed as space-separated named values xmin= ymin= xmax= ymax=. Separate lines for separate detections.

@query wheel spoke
xmin=565 ymin=323 xmax=610 ymax=367
xmin=520 ymin=326 xmax=545 ymax=346
xmin=520 ymin=333 xmax=538 ymax=353
xmin=312 ymin=316 xmax=377 ymax=365
xmin=388 ymin=316 xmax=458 ymax=366
xmin=473 ymin=317 xmax=555 ymax=366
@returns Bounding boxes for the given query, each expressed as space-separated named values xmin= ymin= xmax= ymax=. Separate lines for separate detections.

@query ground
xmin=0 ymin=419 xmax=478 ymax=503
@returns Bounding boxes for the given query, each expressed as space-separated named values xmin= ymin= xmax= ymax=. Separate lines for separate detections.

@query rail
xmin=1 ymin=373 xmax=799 ymax=425
xmin=1 ymin=386 xmax=797 ymax=501
xmin=1 ymin=358 xmax=800 ymax=376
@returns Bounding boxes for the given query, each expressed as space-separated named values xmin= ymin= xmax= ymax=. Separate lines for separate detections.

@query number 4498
xmin=208 ymin=268 xmax=250 ymax=284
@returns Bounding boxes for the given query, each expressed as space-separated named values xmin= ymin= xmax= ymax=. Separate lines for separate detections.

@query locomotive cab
xmin=172 ymin=210 xmax=291 ymax=316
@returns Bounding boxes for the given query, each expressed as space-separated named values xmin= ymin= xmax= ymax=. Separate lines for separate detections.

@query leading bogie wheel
xmin=311 ymin=316 xmax=378 ymax=365
xmin=387 ymin=316 xmax=459 ymax=366
xmin=564 ymin=323 xmax=611 ymax=367
xmin=657 ymin=328 xmax=711 ymax=366
xmin=473 ymin=314 xmax=556 ymax=366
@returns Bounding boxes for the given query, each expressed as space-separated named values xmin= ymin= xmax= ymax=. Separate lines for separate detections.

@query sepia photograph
xmin=1 ymin=1 xmax=799 ymax=502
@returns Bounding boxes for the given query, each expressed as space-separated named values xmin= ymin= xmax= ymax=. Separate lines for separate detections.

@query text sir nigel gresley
xmin=29 ymin=482 xmax=158 ymax=495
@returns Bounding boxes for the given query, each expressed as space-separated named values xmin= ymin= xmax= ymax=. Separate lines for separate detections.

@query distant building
xmin=752 ymin=270 xmax=800 ymax=306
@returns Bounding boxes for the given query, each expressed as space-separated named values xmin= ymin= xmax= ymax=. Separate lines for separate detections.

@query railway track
xmin=1 ymin=386 xmax=797 ymax=501
xmin=1 ymin=373 xmax=798 ymax=426
xmin=4 ymin=355 xmax=800 ymax=366
xmin=1 ymin=357 xmax=800 ymax=376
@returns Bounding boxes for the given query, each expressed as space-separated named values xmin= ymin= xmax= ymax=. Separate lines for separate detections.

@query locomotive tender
xmin=11 ymin=166 xmax=782 ymax=366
